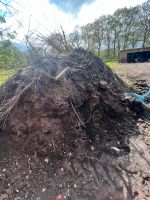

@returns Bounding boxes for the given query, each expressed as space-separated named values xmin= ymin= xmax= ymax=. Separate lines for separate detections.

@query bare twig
xmin=70 ymin=100 xmax=85 ymax=127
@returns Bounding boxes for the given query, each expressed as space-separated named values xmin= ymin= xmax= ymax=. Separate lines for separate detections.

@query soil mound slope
xmin=0 ymin=48 xmax=128 ymax=156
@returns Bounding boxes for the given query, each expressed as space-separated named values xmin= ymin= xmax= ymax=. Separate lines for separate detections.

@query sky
xmin=49 ymin=0 xmax=95 ymax=14
xmin=0 ymin=0 xmax=146 ymax=42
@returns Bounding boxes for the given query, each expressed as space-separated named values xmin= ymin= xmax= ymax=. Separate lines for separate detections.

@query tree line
xmin=68 ymin=0 xmax=150 ymax=60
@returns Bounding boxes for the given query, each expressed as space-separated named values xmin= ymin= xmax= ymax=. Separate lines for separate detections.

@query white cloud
xmin=77 ymin=0 xmax=146 ymax=25
xmin=2 ymin=0 xmax=146 ymax=41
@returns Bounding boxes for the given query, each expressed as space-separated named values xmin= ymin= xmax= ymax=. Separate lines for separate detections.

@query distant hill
xmin=13 ymin=43 xmax=28 ymax=52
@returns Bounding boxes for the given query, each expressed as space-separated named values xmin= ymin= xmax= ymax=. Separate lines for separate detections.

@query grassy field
xmin=106 ymin=61 xmax=136 ymax=88
xmin=0 ymin=69 xmax=16 ymax=85
xmin=105 ymin=60 xmax=118 ymax=70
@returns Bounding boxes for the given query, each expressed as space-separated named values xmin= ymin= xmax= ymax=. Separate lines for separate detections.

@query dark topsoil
xmin=0 ymin=49 xmax=150 ymax=200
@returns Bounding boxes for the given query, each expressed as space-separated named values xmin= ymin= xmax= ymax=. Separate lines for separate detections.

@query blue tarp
xmin=129 ymin=91 xmax=150 ymax=102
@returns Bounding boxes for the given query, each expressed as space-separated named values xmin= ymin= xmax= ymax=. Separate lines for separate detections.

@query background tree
xmin=68 ymin=26 xmax=82 ymax=49
xmin=68 ymin=0 xmax=150 ymax=60
xmin=92 ymin=16 xmax=105 ymax=56
xmin=0 ymin=0 xmax=25 ymax=68
xmin=139 ymin=0 xmax=150 ymax=47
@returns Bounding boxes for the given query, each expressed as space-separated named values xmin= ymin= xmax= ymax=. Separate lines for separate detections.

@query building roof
xmin=120 ymin=47 xmax=150 ymax=53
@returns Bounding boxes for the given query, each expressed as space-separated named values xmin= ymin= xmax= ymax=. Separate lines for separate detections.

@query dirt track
xmin=114 ymin=62 xmax=150 ymax=84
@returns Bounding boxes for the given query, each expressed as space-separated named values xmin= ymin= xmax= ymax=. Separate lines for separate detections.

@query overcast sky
xmin=2 ymin=0 xmax=146 ymax=41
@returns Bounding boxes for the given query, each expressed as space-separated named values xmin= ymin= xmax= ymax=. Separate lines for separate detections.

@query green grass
xmin=0 ymin=69 xmax=16 ymax=85
xmin=105 ymin=61 xmax=135 ymax=88
xmin=105 ymin=60 xmax=118 ymax=70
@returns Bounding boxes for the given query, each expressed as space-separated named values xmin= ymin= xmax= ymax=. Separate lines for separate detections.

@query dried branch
xmin=70 ymin=100 xmax=85 ymax=127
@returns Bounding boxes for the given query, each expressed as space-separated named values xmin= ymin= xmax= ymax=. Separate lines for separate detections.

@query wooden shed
xmin=119 ymin=47 xmax=150 ymax=63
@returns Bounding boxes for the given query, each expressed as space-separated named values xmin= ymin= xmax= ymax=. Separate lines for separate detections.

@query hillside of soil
xmin=0 ymin=49 xmax=150 ymax=200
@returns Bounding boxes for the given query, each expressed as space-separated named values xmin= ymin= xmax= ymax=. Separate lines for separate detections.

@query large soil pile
xmin=0 ymin=48 xmax=129 ymax=156
xmin=1 ymin=49 xmax=150 ymax=200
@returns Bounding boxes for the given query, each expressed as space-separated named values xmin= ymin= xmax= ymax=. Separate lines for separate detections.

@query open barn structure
xmin=120 ymin=47 xmax=150 ymax=63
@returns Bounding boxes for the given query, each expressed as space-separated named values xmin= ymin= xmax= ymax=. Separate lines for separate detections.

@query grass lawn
xmin=105 ymin=60 xmax=118 ymax=70
xmin=105 ymin=61 xmax=135 ymax=88
xmin=0 ymin=69 xmax=16 ymax=85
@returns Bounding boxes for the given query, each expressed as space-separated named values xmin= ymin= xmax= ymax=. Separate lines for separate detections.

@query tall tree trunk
xmin=97 ymin=42 xmax=101 ymax=57
xmin=123 ymin=40 xmax=126 ymax=50
xmin=142 ymin=30 xmax=147 ymax=48
xmin=123 ymin=34 xmax=129 ymax=50
xmin=131 ymin=41 xmax=135 ymax=49
xmin=113 ymin=31 xmax=117 ymax=58
xmin=117 ymin=39 xmax=120 ymax=58
xmin=113 ymin=39 xmax=116 ymax=58
xmin=107 ymin=43 xmax=110 ymax=60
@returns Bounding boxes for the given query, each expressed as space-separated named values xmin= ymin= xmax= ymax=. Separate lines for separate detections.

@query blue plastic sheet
xmin=129 ymin=91 xmax=150 ymax=102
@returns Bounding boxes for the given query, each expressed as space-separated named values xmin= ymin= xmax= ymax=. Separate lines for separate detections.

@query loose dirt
xmin=114 ymin=62 xmax=150 ymax=92
xmin=117 ymin=62 xmax=150 ymax=83
xmin=0 ymin=50 xmax=150 ymax=200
